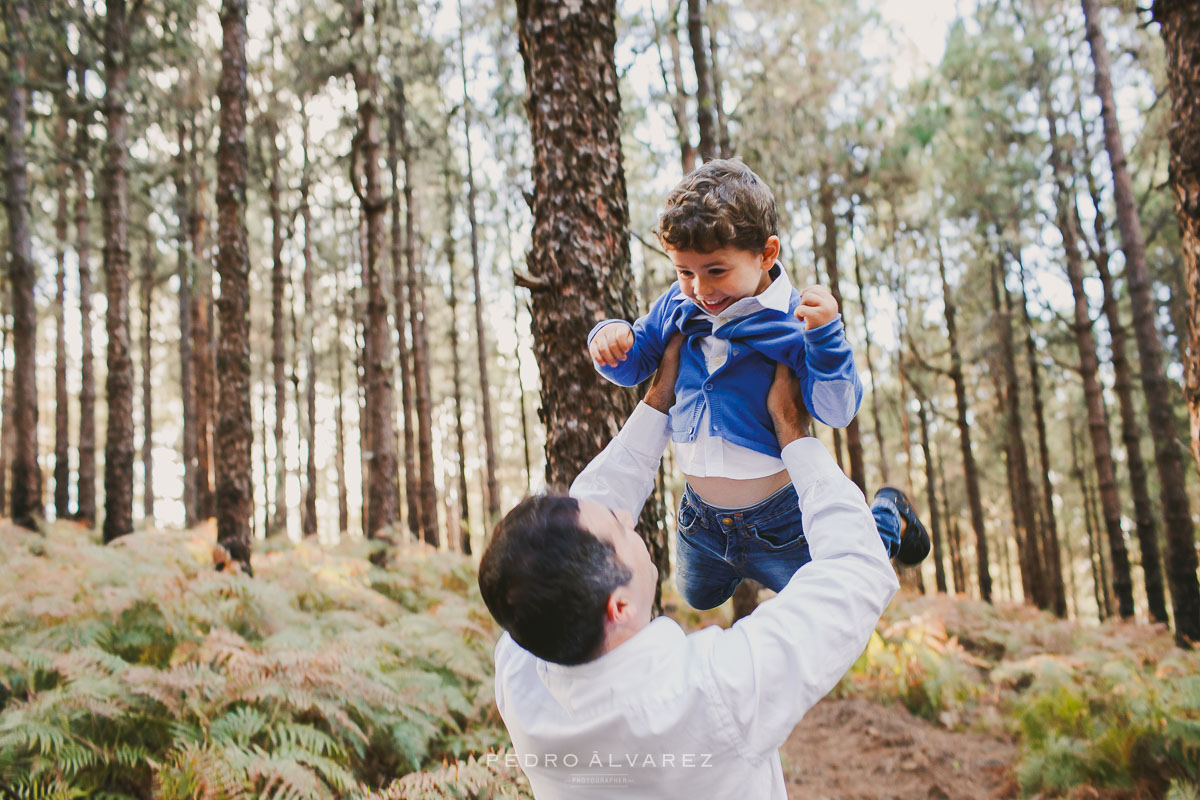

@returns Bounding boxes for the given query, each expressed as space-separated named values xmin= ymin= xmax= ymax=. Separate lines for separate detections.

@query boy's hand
xmin=794 ymin=285 xmax=838 ymax=330
xmin=590 ymin=322 xmax=635 ymax=367
xmin=767 ymin=363 xmax=814 ymax=446
xmin=643 ymin=334 xmax=683 ymax=414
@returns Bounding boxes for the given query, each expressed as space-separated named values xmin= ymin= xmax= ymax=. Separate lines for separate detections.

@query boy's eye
xmin=677 ymin=271 xmax=693 ymax=278
xmin=709 ymin=270 xmax=725 ymax=276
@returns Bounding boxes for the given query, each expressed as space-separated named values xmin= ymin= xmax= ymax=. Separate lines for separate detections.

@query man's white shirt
xmin=492 ymin=402 xmax=899 ymax=799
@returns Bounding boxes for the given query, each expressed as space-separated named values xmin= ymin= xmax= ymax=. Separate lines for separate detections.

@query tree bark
xmin=267 ymin=116 xmax=288 ymax=536
xmin=176 ymin=119 xmax=198 ymax=528
xmin=100 ymin=0 xmax=135 ymax=542
xmin=4 ymin=0 xmax=41 ymax=530
xmin=0 ymin=304 xmax=10 ymax=518
xmin=852 ymin=220 xmax=887 ymax=484
xmin=1153 ymin=0 xmax=1200 ymax=479
xmin=300 ymin=113 xmax=318 ymax=537
xmin=350 ymin=1 xmax=399 ymax=539
xmin=506 ymin=204 xmax=534 ymax=494
xmin=139 ymin=234 xmax=154 ymax=524
xmin=335 ymin=269 xmax=349 ymax=535
xmin=818 ymin=180 xmax=865 ymax=492
xmin=1083 ymin=0 xmax=1199 ymax=643
xmin=190 ymin=120 xmax=215 ymax=522
xmin=392 ymin=78 xmax=421 ymax=540
xmin=686 ymin=0 xmax=717 ymax=161
xmin=75 ymin=67 xmax=97 ymax=527
xmin=54 ymin=100 xmax=71 ymax=521
xmin=989 ymin=253 xmax=1046 ymax=610
xmin=214 ymin=0 xmax=254 ymax=573
xmin=1071 ymin=417 xmax=1109 ymax=620
xmin=457 ymin=10 xmax=501 ymax=529
xmin=916 ymin=393 xmax=947 ymax=594
xmin=1084 ymin=186 xmax=1168 ymax=624
xmin=1017 ymin=266 xmax=1065 ymax=617
xmin=936 ymin=232 xmax=991 ymax=602
xmin=394 ymin=80 xmax=438 ymax=546
xmin=445 ymin=172 xmax=472 ymax=555
xmin=1154 ymin=0 xmax=1200 ymax=636
xmin=1059 ymin=181 xmax=1135 ymax=618
xmin=707 ymin=1 xmax=730 ymax=158
xmin=516 ymin=0 xmax=670 ymax=601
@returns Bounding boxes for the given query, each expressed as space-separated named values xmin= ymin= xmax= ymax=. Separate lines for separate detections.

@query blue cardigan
xmin=587 ymin=282 xmax=863 ymax=458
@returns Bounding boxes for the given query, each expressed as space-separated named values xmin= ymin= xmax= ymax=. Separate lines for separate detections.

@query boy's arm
xmin=801 ymin=315 xmax=864 ymax=428
xmin=705 ymin=366 xmax=898 ymax=758
xmin=569 ymin=336 xmax=681 ymax=516
xmin=586 ymin=288 xmax=679 ymax=387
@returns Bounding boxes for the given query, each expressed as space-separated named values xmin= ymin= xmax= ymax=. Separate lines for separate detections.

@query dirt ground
xmin=781 ymin=697 xmax=1017 ymax=800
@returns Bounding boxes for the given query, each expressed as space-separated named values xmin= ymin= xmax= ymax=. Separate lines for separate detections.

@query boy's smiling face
xmin=667 ymin=235 xmax=780 ymax=316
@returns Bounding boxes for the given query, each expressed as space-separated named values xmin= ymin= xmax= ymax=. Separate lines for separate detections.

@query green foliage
xmin=844 ymin=592 xmax=1200 ymax=798
xmin=0 ymin=521 xmax=506 ymax=798
xmin=356 ymin=751 xmax=532 ymax=799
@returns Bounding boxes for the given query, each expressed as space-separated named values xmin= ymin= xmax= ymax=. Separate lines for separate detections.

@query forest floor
xmin=781 ymin=696 xmax=1017 ymax=800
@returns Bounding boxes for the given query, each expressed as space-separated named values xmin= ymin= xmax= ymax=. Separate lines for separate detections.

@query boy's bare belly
xmin=683 ymin=469 xmax=791 ymax=508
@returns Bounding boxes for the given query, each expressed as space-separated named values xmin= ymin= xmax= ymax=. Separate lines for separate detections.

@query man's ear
xmin=761 ymin=235 xmax=780 ymax=268
xmin=606 ymin=587 xmax=633 ymax=624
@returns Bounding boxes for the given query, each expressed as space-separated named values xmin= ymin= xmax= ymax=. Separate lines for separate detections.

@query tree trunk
xmin=394 ymin=81 xmax=438 ymax=547
xmin=267 ymin=117 xmax=288 ymax=536
xmin=852 ymin=220 xmax=887 ymax=484
xmin=300 ymin=114 xmax=318 ymax=537
xmin=101 ymin=0 xmax=135 ymax=542
xmin=1152 ymin=0 xmax=1199 ymax=624
xmin=1083 ymin=0 xmax=1199 ymax=644
xmin=1060 ymin=192 xmax=1135 ymax=618
xmin=0 ymin=307 xmax=10 ymax=517
xmin=1071 ymin=417 xmax=1109 ymax=621
xmin=335 ymin=270 xmax=349 ymax=535
xmin=1084 ymin=187 xmax=1169 ymax=624
xmin=141 ymin=234 xmax=154 ymax=524
xmin=516 ymin=0 xmax=670 ymax=603
xmin=936 ymin=232 xmax=991 ymax=602
xmin=916 ymin=394 xmax=947 ymax=593
xmin=457 ymin=11 xmax=501 ymax=529
xmin=687 ymin=0 xmax=717 ymax=161
xmin=4 ymin=0 xmax=41 ymax=530
xmin=176 ymin=119 xmax=198 ymax=528
xmin=1017 ymin=266 xmax=1065 ymax=616
xmin=818 ymin=180 xmax=865 ymax=492
xmin=75 ymin=67 xmax=97 ymax=527
xmin=54 ymin=103 xmax=71 ymax=521
xmin=388 ymin=90 xmax=422 ymax=542
xmin=445 ymin=172 xmax=472 ymax=555
xmin=506 ymin=203 xmax=534 ymax=494
xmin=350 ymin=3 xmax=399 ymax=539
xmin=939 ymin=452 xmax=967 ymax=595
xmin=990 ymin=253 xmax=1047 ymax=610
xmin=653 ymin=3 xmax=695 ymax=174
xmin=190 ymin=120 xmax=215 ymax=522
xmin=707 ymin=2 xmax=730 ymax=157
xmin=214 ymin=0 xmax=254 ymax=573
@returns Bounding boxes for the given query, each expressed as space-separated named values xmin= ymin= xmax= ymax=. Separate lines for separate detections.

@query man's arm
xmin=705 ymin=364 xmax=898 ymax=758
xmin=568 ymin=335 xmax=682 ymax=517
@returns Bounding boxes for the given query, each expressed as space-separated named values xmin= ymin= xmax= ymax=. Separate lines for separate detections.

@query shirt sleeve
xmin=586 ymin=290 xmax=677 ymax=387
xmin=568 ymin=402 xmax=671 ymax=518
xmin=802 ymin=315 xmax=864 ymax=428
xmin=705 ymin=437 xmax=899 ymax=759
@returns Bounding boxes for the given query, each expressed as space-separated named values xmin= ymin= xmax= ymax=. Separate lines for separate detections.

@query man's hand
xmin=794 ymin=285 xmax=838 ymax=330
xmin=767 ymin=362 xmax=814 ymax=447
xmin=590 ymin=322 xmax=635 ymax=367
xmin=643 ymin=334 xmax=683 ymax=414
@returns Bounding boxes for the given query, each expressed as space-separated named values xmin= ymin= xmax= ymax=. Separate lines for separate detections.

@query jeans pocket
xmin=677 ymin=495 xmax=702 ymax=536
xmin=747 ymin=512 xmax=804 ymax=551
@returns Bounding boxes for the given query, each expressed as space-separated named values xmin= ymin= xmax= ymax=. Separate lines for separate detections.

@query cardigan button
xmin=704 ymin=383 xmax=714 ymax=391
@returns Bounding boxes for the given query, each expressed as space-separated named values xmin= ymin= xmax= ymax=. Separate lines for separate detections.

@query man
xmin=478 ymin=338 xmax=914 ymax=799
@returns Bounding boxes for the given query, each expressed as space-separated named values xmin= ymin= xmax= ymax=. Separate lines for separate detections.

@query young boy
xmin=588 ymin=159 xmax=928 ymax=610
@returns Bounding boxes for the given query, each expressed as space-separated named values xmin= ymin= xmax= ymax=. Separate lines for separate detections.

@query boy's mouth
xmin=698 ymin=297 xmax=730 ymax=313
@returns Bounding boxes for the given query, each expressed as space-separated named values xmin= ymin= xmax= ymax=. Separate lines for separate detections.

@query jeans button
xmin=721 ymin=517 xmax=733 ymax=526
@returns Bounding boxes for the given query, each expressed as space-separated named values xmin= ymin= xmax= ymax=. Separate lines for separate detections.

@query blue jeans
xmin=674 ymin=482 xmax=903 ymax=610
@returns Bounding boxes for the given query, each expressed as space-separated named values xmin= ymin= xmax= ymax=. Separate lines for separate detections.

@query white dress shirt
xmin=674 ymin=266 xmax=793 ymax=480
xmin=492 ymin=402 xmax=899 ymax=799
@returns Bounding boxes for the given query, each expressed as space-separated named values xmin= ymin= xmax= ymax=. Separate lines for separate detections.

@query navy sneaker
xmin=873 ymin=486 xmax=931 ymax=566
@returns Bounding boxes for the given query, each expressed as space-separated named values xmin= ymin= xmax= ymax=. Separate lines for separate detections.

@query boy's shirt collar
xmin=687 ymin=261 xmax=791 ymax=327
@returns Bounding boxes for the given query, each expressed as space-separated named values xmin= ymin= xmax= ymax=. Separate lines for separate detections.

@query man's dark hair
xmin=653 ymin=157 xmax=778 ymax=253
xmin=478 ymin=494 xmax=632 ymax=666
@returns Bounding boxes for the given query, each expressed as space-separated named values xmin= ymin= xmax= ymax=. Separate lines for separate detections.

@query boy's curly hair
xmin=653 ymin=158 xmax=777 ymax=253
